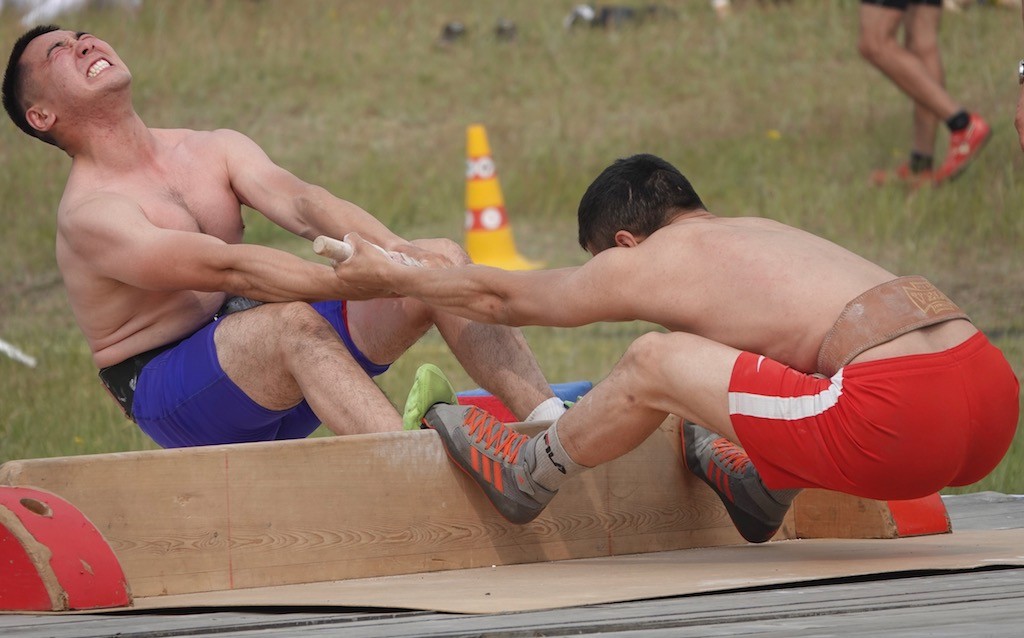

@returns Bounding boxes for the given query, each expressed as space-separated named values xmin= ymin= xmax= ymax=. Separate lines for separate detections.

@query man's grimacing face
xmin=19 ymin=30 xmax=131 ymax=131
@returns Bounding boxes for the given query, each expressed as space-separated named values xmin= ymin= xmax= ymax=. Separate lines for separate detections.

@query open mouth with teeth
xmin=87 ymin=59 xmax=111 ymax=78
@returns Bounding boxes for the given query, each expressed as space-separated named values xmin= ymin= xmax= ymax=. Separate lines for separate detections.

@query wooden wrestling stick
xmin=313 ymin=235 xmax=354 ymax=262
xmin=313 ymin=235 xmax=423 ymax=267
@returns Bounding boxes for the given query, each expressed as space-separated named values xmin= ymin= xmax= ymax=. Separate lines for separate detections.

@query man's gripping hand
xmin=315 ymin=233 xmax=428 ymax=298
xmin=389 ymin=242 xmax=453 ymax=269
xmin=313 ymin=234 xmax=451 ymax=269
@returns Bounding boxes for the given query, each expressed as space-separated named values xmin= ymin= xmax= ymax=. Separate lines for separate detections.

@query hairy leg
xmin=857 ymin=4 xmax=958 ymax=123
xmin=420 ymin=331 xmax=794 ymax=537
xmin=346 ymin=238 xmax=556 ymax=420
xmin=214 ymin=302 xmax=403 ymax=434
xmin=555 ymin=331 xmax=740 ymax=468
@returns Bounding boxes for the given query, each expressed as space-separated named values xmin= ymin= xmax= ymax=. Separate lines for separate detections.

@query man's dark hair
xmin=3 ymin=24 xmax=62 ymax=147
xmin=577 ymin=153 xmax=706 ymax=252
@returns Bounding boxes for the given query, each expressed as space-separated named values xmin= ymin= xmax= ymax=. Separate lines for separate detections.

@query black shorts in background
xmin=860 ymin=0 xmax=942 ymax=9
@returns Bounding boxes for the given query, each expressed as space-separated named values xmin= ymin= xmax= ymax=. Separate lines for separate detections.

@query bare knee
xmin=857 ymin=33 xmax=889 ymax=65
xmin=617 ymin=332 xmax=678 ymax=390
xmin=214 ymin=302 xmax=345 ymax=409
xmin=905 ymin=35 xmax=938 ymax=64
xmin=271 ymin=302 xmax=339 ymax=349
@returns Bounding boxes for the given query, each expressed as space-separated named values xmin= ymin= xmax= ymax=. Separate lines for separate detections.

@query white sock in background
xmin=525 ymin=396 xmax=567 ymax=422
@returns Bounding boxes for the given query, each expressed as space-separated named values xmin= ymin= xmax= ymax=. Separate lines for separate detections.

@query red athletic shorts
xmin=729 ymin=332 xmax=1019 ymax=500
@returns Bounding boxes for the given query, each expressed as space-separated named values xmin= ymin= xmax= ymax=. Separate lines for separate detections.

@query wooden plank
xmin=793 ymin=490 xmax=951 ymax=539
xmin=794 ymin=489 xmax=899 ymax=539
xmin=0 ymin=419 xmax=758 ymax=597
xmin=0 ymin=416 xmax=942 ymax=601
xmin=0 ymin=493 xmax=1019 ymax=637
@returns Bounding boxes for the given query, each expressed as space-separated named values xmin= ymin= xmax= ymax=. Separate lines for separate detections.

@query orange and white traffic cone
xmin=464 ymin=124 xmax=543 ymax=270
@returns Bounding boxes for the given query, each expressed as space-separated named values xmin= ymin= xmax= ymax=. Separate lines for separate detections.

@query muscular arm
xmin=59 ymin=194 xmax=387 ymax=302
xmin=334 ymin=233 xmax=642 ymax=327
xmin=215 ymin=129 xmax=435 ymax=260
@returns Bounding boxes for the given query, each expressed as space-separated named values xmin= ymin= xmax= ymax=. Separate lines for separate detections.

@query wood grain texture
xmin=792 ymin=490 xmax=952 ymax=539
xmin=794 ymin=490 xmax=899 ymax=539
xmin=0 ymin=419 xmax=757 ymax=597
xmin=0 ymin=418 xmax=937 ymax=599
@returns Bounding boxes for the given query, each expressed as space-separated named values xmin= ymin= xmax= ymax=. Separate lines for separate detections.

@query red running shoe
xmin=870 ymin=162 xmax=935 ymax=189
xmin=935 ymin=113 xmax=991 ymax=183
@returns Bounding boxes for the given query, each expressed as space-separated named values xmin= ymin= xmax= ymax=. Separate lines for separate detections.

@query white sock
xmin=525 ymin=396 xmax=567 ymax=422
xmin=529 ymin=419 xmax=589 ymax=492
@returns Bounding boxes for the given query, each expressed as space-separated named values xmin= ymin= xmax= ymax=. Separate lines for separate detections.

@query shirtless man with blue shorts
xmin=2 ymin=26 xmax=566 ymax=448
xmin=331 ymin=153 xmax=1019 ymax=542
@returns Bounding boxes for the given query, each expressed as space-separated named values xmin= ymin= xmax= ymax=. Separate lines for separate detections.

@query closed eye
xmin=45 ymin=32 xmax=92 ymax=59
xmin=45 ymin=39 xmax=66 ymax=58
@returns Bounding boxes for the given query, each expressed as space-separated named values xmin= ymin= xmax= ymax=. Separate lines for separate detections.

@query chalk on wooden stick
xmin=313 ymin=235 xmax=424 ymax=267
xmin=313 ymin=235 xmax=354 ymax=262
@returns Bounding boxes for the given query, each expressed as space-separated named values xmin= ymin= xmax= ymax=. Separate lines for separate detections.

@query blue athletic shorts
xmin=131 ymin=300 xmax=389 ymax=448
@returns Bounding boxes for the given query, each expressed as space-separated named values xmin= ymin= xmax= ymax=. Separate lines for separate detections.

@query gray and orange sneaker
xmin=423 ymin=404 xmax=555 ymax=524
xmin=682 ymin=421 xmax=792 ymax=544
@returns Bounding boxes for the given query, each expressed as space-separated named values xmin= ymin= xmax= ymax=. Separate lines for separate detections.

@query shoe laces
xmin=710 ymin=439 xmax=751 ymax=474
xmin=465 ymin=407 xmax=527 ymax=464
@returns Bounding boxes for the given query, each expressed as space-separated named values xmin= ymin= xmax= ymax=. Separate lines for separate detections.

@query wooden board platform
xmin=123 ymin=528 xmax=1024 ymax=614
xmin=0 ymin=419 xmax=947 ymax=603
xmin=0 ymin=420 xmax=740 ymax=597
xmin=1 ymin=496 xmax=1020 ymax=636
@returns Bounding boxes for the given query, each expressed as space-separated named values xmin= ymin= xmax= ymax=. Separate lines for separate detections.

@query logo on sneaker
xmin=544 ymin=432 xmax=567 ymax=474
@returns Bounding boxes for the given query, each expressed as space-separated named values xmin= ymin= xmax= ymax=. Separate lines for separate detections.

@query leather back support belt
xmin=816 ymin=276 xmax=969 ymax=377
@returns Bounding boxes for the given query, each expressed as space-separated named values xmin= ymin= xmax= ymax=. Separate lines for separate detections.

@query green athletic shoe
xmin=402 ymin=364 xmax=458 ymax=431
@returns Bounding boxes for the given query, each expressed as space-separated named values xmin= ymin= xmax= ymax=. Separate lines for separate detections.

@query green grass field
xmin=1 ymin=0 xmax=1021 ymax=494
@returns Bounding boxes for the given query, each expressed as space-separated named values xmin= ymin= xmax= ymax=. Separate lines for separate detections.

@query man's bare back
xmin=336 ymin=212 xmax=977 ymax=374
xmin=591 ymin=215 xmax=897 ymax=371
xmin=602 ymin=215 xmax=977 ymax=372
xmin=57 ymin=128 xmax=244 ymax=367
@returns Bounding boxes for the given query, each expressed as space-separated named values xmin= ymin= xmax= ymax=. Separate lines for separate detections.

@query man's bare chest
xmin=122 ymin=164 xmax=244 ymax=242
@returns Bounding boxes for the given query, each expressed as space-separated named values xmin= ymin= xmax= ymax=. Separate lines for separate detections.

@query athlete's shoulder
xmin=57 ymin=190 xmax=144 ymax=242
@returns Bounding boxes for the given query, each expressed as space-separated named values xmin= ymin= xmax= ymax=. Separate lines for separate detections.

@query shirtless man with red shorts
xmin=2 ymin=26 xmax=565 ymax=447
xmin=332 ymin=153 xmax=1019 ymax=542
